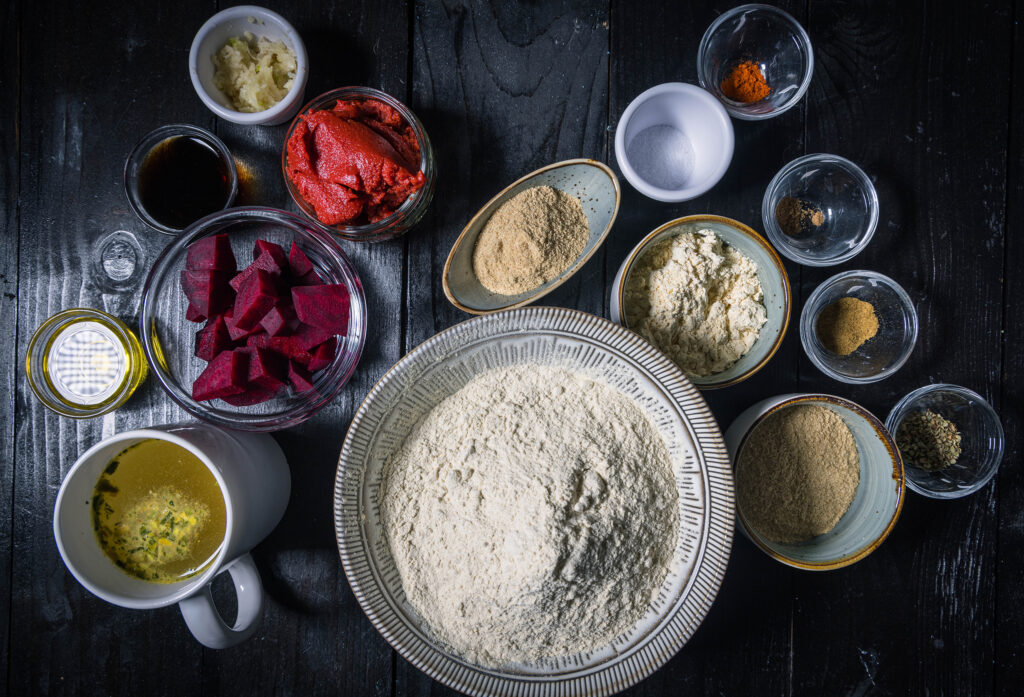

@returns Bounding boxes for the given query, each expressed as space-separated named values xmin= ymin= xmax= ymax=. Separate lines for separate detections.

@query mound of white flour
xmin=379 ymin=365 xmax=679 ymax=668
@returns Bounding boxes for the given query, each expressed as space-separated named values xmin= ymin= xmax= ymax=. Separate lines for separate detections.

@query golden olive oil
xmin=92 ymin=438 xmax=226 ymax=583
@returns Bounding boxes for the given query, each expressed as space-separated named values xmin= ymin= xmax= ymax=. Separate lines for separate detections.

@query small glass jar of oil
xmin=26 ymin=308 xmax=148 ymax=418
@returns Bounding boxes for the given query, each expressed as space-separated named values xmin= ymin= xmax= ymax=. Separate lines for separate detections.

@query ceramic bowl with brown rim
xmin=609 ymin=214 xmax=790 ymax=389
xmin=442 ymin=159 xmax=620 ymax=314
xmin=724 ymin=393 xmax=905 ymax=570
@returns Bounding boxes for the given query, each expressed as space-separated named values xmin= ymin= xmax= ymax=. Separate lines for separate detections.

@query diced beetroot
xmin=253 ymin=240 xmax=288 ymax=269
xmin=229 ymin=250 xmax=287 ymax=291
xmin=246 ymin=334 xmax=313 ymax=365
xmin=296 ymin=269 xmax=324 ymax=286
xmin=248 ymin=347 xmax=286 ymax=390
xmin=186 ymin=233 xmax=236 ymax=272
xmin=185 ymin=303 xmax=206 ymax=323
xmin=288 ymin=242 xmax=315 ymax=278
xmin=233 ymin=269 xmax=280 ymax=330
xmin=260 ymin=302 xmax=299 ymax=337
xmin=180 ymin=270 xmax=234 ymax=317
xmin=308 ymin=338 xmax=337 ymax=372
xmin=221 ymin=384 xmax=280 ymax=407
xmin=226 ymin=311 xmax=262 ymax=341
xmin=192 ymin=349 xmax=249 ymax=402
xmin=194 ymin=315 xmax=233 ymax=361
xmin=291 ymin=285 xmax=351 ymax=334
xmin=288 ymin=361 xmax=316 ymax=393
xmin=292 ymin=322 xmax=335 ymax=351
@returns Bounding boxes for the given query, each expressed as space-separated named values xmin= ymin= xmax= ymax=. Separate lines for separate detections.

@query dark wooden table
xmin=3 ymin=1 xmax=1021 ymax=694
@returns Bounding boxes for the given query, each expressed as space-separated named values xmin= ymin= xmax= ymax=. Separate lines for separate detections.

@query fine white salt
xmin=626 ymin=125 xmax=695 ymax=190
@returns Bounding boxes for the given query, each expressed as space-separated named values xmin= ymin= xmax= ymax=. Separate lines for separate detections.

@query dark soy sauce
xmin=137 ymin=136 xmax=232 ymax=230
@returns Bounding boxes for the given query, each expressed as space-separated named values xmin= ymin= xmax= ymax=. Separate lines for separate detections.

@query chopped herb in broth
xmin=91 ymin=439 xmax=226 ymax=583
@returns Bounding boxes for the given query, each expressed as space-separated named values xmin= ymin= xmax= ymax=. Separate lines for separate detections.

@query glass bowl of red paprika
xmin=697 ymin=4 xmax=813 ymax=121
xmin=281 ymin=87 xmax=436 ymax=243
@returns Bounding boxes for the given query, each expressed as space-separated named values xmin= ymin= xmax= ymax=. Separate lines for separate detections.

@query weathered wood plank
xmin=792 ymin=2 xmax=1009 ymax=695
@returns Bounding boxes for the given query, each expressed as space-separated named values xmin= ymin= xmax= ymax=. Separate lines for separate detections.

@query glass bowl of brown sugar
xmin=697 ymin=4 xmax=814 ymax=121
xmin=800 ymin=270 xmax=918 ymax=384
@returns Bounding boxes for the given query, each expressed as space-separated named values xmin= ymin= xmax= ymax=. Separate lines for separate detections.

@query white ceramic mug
xmin=53 ymin=423 xmax=290 ymax=648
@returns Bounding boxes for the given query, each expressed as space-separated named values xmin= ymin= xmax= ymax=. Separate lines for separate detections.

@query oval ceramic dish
xmin=724 ymin=394 xmax=905 ymax=570
xmin=610 ymin=215 xmax=790 ymax=389
xmin=442 ymin=160 xmax=620 ymax=314
xmin=335 ymin=306 xmax=733 ymax=697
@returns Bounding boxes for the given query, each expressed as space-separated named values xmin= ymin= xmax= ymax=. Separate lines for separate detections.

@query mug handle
xmin=178 ymin=553 xmax=264 ymax=649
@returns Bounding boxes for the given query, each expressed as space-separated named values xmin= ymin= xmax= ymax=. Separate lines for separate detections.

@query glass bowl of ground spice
xmin=725 ymin=394 xmax=905 ymax=570
xmin=762 ymin=154 xmax=879 ymax=266
xmin=885 ymin=384 xmax=1004 ymax=499
xmin=697 ymin=4 xmax=813 ymax=121
xmin=800 ymin=270 xmax=918 ymax=383
xmin=282 ymin=87 xmax=436 ymax=242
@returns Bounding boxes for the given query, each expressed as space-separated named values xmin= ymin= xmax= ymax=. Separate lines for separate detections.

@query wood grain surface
xmin=1 ymin=1 xmax=1020 ymax=696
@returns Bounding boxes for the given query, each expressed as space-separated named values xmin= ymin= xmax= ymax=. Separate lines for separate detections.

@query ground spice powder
xmin=816 ymin=297 xmax=879 ymax=355
xmin=737 ymin=404 xmax=860 ymax=544
xmin=720 ymin=60 xmax=771 ymax=103
xmin=775 ymin=196 xmax=825 ymax=237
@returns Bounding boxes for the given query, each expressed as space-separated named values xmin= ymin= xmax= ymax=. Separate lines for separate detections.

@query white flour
xmin=379 ymin=365 xmax=679 ymax=668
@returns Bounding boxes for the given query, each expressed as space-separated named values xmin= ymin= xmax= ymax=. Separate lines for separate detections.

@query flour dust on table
xmin=379 ymin=364 xmax=679 ymax=668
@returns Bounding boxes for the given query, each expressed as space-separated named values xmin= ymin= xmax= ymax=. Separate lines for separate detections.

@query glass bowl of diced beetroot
xmin=140 ymin=206 xmax=367 ymax=431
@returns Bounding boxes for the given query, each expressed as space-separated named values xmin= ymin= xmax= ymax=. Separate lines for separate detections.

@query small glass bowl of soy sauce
xmin=124 ymin=124 xmax=238 ymax=235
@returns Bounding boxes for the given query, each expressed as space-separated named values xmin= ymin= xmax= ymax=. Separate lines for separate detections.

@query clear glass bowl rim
xmin=799 ymin=269 xmax=918 ymax=384
xmin=696 ymin=3 xmax=814 ymax=121
xmin=139 ymin=206 xmax=367 ymax=431
xmin=761 ymin=153 xmax=879 ymax=266
xmin=123 ymin=123 xmax=239 ymax=236
xmin=280 ymin=86 xmax=436 ymax=241
xmin=884 ymin=383 xmax=1005 ymax=499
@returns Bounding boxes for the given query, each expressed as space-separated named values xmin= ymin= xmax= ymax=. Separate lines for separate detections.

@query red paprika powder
xmin=720 ymin=61 xmax=771 ymax=103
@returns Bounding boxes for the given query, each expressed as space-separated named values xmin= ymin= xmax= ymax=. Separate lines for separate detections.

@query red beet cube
xmin=192 ymin=349 xmax=249 ymax=402
xmin=291 ymin=285 xmax=351 ymax=334
xmin=226 ymin=311 xmax=262 ymax=341
xmin=194 ymin=315 xmax=233 ymax=362
xmin=229 ymin=250 xmax=287 ymax=291
xmin=292 ymin=322 xmax=335 ymax=351
xmin=186 ymin=233 xmax=236 ymax=272
xmin=307 ymin=337 xmax=337 ymax=372
xmin=221 ymin=384 xmax=280 ymax=407
xmin=185 ymin=303 xmax=206 ymax=323
xmin=295 ymin=269 xmax=324 ymax=286
xmin=253 ymin=240 xmax=287 ymax=268
xmin=248 ymin=347 xmax=286 ymax=390
xmin=288 ymin=361 xmax=316 ymax=393
xmin=260 ymin=302 xmax=299 ymax=337
xmin=180 ymin=270 xmax=234 ymax=317
xmin=233 ymin=269 xmax=279 ymax=330
xmin=247 ymin=334 xmax=313 ymax=365
xmin=288 ymin=242 xmax=315 ymax=278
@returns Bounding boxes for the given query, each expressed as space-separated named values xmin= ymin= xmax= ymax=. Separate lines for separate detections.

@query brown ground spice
xmin=775 ymin=196 xmax=825 ymax=237
xmin=816 ymin=297 xmax=879 ymax=355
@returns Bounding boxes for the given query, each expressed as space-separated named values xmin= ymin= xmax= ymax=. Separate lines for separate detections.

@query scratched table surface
xmin=2 ymin=0 xmax=1022 ymax=695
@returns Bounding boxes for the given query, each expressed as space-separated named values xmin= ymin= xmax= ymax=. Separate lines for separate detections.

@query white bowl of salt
xmin=615 ymin=82 xmax=734 ymax=202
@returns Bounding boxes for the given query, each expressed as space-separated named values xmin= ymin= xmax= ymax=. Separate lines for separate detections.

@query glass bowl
xmin=762 ymin=154 xmax=878 ymax=266
xmin=610 ymin=214 xmax=791 ymax=390
xmin=725 ymin=393 xmax=904 ymax=570
xmin=281 ymin=87 xmax=436 ymax=243
xmin=885 ymin=384 xmax=1004 ymax=499
xmin=124 ymin=124 xmax=238 ymax=235
xmin=140 ymin=207 xmax=367 ymax=431
xmin=800 ymin=270 xmax=917 ymax=383
xmin=697 ymin=4 xmax=813 ymax=121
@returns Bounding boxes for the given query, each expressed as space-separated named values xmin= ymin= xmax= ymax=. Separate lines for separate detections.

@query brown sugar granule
xmin=816 ymin=297 xmax=879 ymax=355
xmin=736 ymin=404 xmax=860 ymax=544
xmin=775 ymin=196 xmax=825 ymax=237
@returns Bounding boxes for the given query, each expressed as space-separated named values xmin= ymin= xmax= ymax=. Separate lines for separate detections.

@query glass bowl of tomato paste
xmin=282 ymin=87 xmax=436 ymax=243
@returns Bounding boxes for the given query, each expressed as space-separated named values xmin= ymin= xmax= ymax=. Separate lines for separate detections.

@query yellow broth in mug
xmin=91 ymin=438 xmax=226 ymax=583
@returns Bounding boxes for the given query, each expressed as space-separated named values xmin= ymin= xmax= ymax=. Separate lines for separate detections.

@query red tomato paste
xmin=286 ymin=99 xmax=425 ymax=225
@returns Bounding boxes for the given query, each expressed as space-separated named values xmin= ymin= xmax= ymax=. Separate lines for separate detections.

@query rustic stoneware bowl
xmin=609 ymin=214 xmax=790 ymax=389
xmin=442 ymin=159 xmax=620 ymax=314
xmin=335 ymin=306 xmax=733 ymax=696
xmin=725 ymin=393 xmax=905 ymax=570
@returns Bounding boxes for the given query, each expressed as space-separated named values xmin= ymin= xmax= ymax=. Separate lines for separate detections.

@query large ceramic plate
xmin=334 ymin=307 xmax=733 ymax=696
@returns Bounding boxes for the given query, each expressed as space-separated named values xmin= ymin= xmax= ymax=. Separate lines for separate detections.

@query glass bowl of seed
xmin=885 ymin=384 xmax=1004 ymax=499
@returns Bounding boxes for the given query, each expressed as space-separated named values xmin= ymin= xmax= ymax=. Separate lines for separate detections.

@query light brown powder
xmin=736 ymin=404 xmax=860 ymax=544
xmin=472 ymin=185 xmax=589 ymax=295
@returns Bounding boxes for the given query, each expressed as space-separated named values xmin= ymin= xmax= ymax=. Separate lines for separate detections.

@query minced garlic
xmin=212 ymin=32 xmax=296 ymax=112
